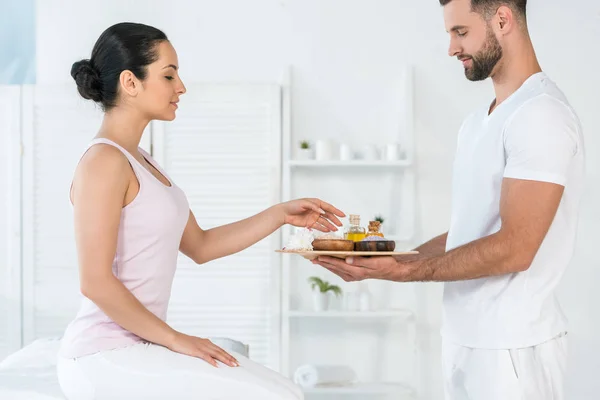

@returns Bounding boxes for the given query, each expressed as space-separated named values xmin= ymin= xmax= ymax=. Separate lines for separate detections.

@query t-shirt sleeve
xmin=503 ymin=94 xmax=579 ymax=186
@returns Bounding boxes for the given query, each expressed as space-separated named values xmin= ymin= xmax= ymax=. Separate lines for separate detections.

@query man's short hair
xmin=439 ymin=0 xmax=527 ymax=20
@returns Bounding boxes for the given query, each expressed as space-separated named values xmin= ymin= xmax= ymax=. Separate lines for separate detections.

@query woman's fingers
xmin=197 ymin=351 xmax=219 ymax=367
xmin=303 ymin=200 xmax=326 ymax=215
xmin=317 ymin=216 xmax=338 ymax=231
xmin=322 ymin=211 xmax=343 ymax=227
xmin=190 ymin=338 xmax=239 ymax=368
xmin=209 ymin=344 xmax=239 ymax=367
xmin=302 ymin=202 xmax=341 ymax=231
xmin=311 ymin=198 xmax=345 ymax=219
xmin=309 ymin=219 xmax=332 ymax=232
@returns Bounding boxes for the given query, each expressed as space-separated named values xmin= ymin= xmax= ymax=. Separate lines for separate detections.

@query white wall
xmin=0 ymin=93 xmax=10 ymax=360
xmin=36 ymin=0 xmax=600 ymax=399
xmin=0 ymin=86 xmax=22 ymax=360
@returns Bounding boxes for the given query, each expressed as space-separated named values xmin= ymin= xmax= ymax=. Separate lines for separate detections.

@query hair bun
xmin=71 ymin=59 xmax=102 ymax=103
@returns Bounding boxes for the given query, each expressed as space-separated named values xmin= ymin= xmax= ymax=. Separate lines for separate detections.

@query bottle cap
xmin=349 ymin=214 xmax=361 ymax=225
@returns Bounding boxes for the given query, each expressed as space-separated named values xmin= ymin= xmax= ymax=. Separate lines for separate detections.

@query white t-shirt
xmin=442 ymin=72 xmax=585 ymax=349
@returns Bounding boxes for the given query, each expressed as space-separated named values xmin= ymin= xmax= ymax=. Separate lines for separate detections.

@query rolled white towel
xmin=293 ymin=365 xmax=357 ymax=388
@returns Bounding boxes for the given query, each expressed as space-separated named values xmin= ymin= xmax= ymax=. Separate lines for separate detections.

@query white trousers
xmin=57 ymin=342 xmax=304 ymax=400
xmin=442 ymin=332 xmax=568 ymax=400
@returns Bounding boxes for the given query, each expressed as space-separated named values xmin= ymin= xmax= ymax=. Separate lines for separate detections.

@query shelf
xmin=302 ymin=382 xmax=414 ymax=396
xmin=288 ymin=160 xmax=411 ymax=168
xmin=286 ymin=309 xmax=413 ymax=319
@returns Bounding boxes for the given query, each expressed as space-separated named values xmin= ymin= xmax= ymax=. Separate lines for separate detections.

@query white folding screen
xmin=2 ymin=82 xmax=283 ymax=370
xmin=153 ymin=83 xmax=283 ymax=369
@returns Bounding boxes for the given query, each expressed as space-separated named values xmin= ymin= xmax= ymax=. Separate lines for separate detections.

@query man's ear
xmin=495 ymin=5 xmax=515 ymax=34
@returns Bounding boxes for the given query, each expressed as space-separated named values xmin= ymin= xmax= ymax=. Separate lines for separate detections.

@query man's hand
xmin=312 ymin=254 xmax=423 ymax=282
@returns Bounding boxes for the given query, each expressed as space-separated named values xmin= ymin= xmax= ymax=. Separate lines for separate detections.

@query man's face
xmin=443 ymin=0 xmax=503 ymax=81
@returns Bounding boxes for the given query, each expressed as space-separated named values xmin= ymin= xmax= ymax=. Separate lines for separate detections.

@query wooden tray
xmin=276 ymin=249 xmax=419 ymax=261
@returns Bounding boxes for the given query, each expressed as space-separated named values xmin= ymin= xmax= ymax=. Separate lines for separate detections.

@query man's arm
xmin=399 ymin=178 xmax=564 ymax=282
xmin=412 ymin=232 xmax=448 ymax=258
xmin=312 ymin=178 xmax=564 ymax=283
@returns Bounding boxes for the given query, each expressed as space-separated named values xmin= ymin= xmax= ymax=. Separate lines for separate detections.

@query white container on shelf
xmin=296 ymin=147 xmax=314 ymax=160
xmin=339 ymin=143 xmax=353 ymax=161
xmin=315 ymin=139 xmax=335 ymax=160
xmin=383 ymin=142 xmax=402 ymax=161
xmin=344 ymin=291 xmax=360 ymax=311
xmin=358 ymin=282 xmax=372 ymax=311
xmin=312 ymin=292 xmax=330 ymax=311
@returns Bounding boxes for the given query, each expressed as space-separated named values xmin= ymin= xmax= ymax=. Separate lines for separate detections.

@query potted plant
xmin=297 ymin=140 xmax=313 ymax=160
xmin=308 ymin=276 xmax=342 ymax=311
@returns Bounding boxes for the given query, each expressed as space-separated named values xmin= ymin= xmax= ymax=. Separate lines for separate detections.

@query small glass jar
xmin=366 ymin=221 xmax=384 ymax=237
xmin=344 ymin=214 xmax=366 ymax=242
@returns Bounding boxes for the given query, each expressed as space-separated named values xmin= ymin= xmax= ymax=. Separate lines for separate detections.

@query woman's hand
xmin=166 ymin=332 xmax=240 ymax=368
xmin=279 ymin=198 xmax=345 ymax=232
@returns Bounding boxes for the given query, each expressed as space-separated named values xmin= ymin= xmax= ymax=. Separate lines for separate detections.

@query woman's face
xmin=133 ymin=41 xmax=187 ymax=121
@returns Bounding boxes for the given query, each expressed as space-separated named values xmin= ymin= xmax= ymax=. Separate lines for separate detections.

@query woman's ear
xmin=119 ymin=70 xmax=139 ymax=97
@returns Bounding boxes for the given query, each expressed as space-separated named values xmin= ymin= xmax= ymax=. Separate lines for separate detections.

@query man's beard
xmin=461 ymin=27 xmax=503 ymax=81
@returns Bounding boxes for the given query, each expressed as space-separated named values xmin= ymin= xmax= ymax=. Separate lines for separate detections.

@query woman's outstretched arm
xmin=179 ymin=199 xmax=345 ymax=264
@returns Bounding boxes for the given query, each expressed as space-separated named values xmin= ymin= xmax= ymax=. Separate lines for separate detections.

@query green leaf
xmin=307 ymin=276 xmax=341 ymax=294
xmin=328 ymin=285 xmax=343 ymax=297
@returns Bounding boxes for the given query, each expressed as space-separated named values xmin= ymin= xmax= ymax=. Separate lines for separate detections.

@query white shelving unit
xmin=286 ymin=310 xmax=413 ymax=319
xmin=303 ymin=383 xmax=415 ymax=397
xmin=279 ymin=66 xmax=418 ymax=399
xmin=289 ymin=160 xmax=412 ymax=168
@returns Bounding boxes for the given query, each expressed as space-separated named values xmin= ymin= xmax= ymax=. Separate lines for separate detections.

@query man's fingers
xmin=312 ymin=260 xmax=358 ymax=282
xmin=314 ymin=262 xmax=350 ymax=281
xmin=345 ymin=256 xmax=373 ymax=267
xmin=318 ymin=256 xmax=358 ymax=268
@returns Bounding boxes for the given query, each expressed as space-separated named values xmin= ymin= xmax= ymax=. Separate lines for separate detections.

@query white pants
xmin=442 ymin=333 xmax=568 ymax=400
xmin=57 ymin=342 xmax=304 ymax=400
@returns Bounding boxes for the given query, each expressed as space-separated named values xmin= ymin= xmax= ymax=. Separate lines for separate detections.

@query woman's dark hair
xmin=70 ymin=22 xmax=168 ymax=111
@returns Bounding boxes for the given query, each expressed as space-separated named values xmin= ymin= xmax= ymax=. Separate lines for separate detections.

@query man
xmin=313 ymin=0 xmax=585 ymax=399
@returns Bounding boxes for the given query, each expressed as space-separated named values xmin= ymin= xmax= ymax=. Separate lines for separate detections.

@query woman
xmin=57 ymin=22 xmax=344 ymax=400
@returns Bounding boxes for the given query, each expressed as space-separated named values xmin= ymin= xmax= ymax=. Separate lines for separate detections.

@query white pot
xmin=315 ymin=140 xmax=334 ymax=161
xmin=312 ymin=292 xmax=330 ymax=311
xmin=296 ymin=148 xmax=314 ymax=161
